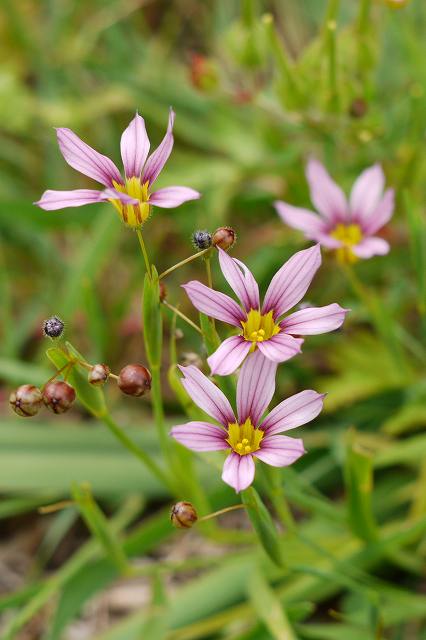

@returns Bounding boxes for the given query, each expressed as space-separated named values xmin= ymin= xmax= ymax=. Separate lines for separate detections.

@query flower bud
xmin=43 ymin=316 xmax=64 ymax=339
xmin=117 ymin=364 xmax=152 ymax=397
xmin=192 ymin=230 xmax=212 ymax=251
xmin=159 ymin=281 xmax=167 ymax=302
xmin=88 ymin=364 xmax=110 ymax=387
xmin=43 ymin=381 xmax=76 ymax=414
xmin=9 ymin=385 xmax=43 ymax=417
xmin=171 ymin=501 xmax=198 ymax=529
xmin=212 ymin=227 xmax=236 ymax=251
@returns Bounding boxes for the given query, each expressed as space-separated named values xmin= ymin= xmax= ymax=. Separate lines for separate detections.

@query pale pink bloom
xmin=275 ymin=159 xmax=394 ymax=262
xmin=35 ymin=111 xmax=200 ymax=228
xmin=171 ymin=350 xmax=325 ymax=492
xmin=183 ymin=244 xmax=347 ymax=376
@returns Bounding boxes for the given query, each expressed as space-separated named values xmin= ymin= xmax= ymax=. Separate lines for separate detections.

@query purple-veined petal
xmin=257 ymin=333 xmax=303 ymax=363
xmin=56 ymin=128 xmax=122 ymax=187
xmin=222 ymin=452 xmax=255 ymax=492
xmin=178 ymin=365 xmax=235 ymax=426
xmin=363 ymin=189 xmax=395 ymax=235
xmin=313 ymin=232 xmax=342 ymax=249
xmin=275 ymin=201 xmax=327 ymax=238
xmin=237 ymin=350 xmax=277 ymax=427
xmin=182 ymin=281 xmax=245 ymax=327
xmin=120 ymin=113 xmax=150 ymax=179
xmin=349 ymin=164 xmax=385 ymax=223
xmin=149 ymin=186 xmax=200 ymax=208
xmin=35 ymin=189 xmax=105 ymax=210
xmin=142 ymin=108 xmax=175 ymax=185
xmin=260 ymin=390 xmax=325 ymax=436
xmin=262 ymin=244 xmax=322 ymax=318
xmin=306 ymin=158 xmax=348 ymax=221
xmin=281 ymin=303 xmax=348 ymax=335
xmin=207 ymin=336 xmax=251 ymax=376
xmin=255 ymin=435 xmax=305 ymax=466
xmin=218 ymin=248 xmax=260 ymax=312
xmin=352 ymin=237 xmax=390 ymax=259
xmin=100 ymin=188 xmax=139 ymax=204
xmin=170 ymin=421 xmax=228 ymax=451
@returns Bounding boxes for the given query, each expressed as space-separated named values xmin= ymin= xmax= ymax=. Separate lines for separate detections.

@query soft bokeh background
xmin=0 ymin=1 xmax=425 ymax=639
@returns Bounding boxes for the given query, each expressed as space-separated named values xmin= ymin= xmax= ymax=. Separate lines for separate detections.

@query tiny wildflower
xmin=35 ymin=111 xmax=200 ymax=228
xmin=171 ymin=351 xmax=325 ymax=492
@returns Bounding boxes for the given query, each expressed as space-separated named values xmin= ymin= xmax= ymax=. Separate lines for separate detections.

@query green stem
xmin=263 ymin=466 xmax=296 ymax=533
xmin=162 ymin=300 xmax=203 ymax=335
xmin=357 ymin=0 xmax=371 ymax=33
xmin=159 ymin=248 xmax=211 ymax=280
xmin=150 ymin=364 xmax=169 ymax=464
xmin=136 ymin=229 xmax=151 ymax=278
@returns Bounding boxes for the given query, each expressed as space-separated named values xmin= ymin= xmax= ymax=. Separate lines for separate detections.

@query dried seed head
xmin=171 ymin=501 xmax=198 ymax=529
xmin=212 ymin=227 xmax=236 ymax=251
xmin=43 ymin=316 xmax=64 ymax=339
xmin=117 ymin=364 xmax=152 ymax=397
xmin=180 ymin=352 xmax=203 ymax=369
xmin=43 ymin=381 xmax=76 ymax=414
xmin=88 ymin=364 xmax=110 ymax=387
xmin=9 ymin=385 xmax=43 ymax=417
xmin=349 ymin=98 xmax=368 ymax=119
xmin=159 ymin=281 xmax=167 ymax=302
xmin=192 ymin=230 xmax=212 ymax=251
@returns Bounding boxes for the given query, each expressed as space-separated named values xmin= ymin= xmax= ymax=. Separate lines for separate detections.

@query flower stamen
xmin=226 ymin=418 xmax=264 ymax=456
xmin=330 ymin=223 xmax=363 ymax=264
xmin=241 ymin=310 xmax=280 ymax=351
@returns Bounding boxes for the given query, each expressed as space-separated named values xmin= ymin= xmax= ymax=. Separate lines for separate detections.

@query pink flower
xmin=35 ymin=111 xmax=200 ymax=228
xmin=275 ymin=159 xmax=395 ymax=263
xmin=183 ymin=244 xmax=347 ymax=376
xmin=171 ymin=351 xmax=325 ymax=492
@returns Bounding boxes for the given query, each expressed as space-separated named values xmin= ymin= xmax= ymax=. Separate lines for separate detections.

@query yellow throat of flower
xmin=110 ymin=177 xmax=151 ymax=228
xmin=241 ymin=309 xmax=280 ymax=351
xmin=330 ymin=223 xmax=363 ymax=264
xmin=226 ymin=418 xmax=264 ymax=456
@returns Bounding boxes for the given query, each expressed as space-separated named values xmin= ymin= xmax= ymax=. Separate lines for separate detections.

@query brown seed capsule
xmin=171 ymin=501 xmax=198 ymax=529
xmin=159 ymin=281 xmax=167 ymax=302
xmin=117 ymin=364 xmax=152 ymax=397
xmin=9 ymin=385 xmax=43 ymax=417
xmin=43 ymin=381 xmax=76 ymax=414
xmin=212 ymin=227 xmax=236 ymax=251
xmin=88 ymin=364 xmax=110 ymax=386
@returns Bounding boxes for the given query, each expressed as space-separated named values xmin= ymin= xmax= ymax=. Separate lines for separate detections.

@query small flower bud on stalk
xmin=9 ymin=385 xmax=43 ymax=417
xmin=192 ymin=230 xmax=212 ymax=251
xmin=159 ymin=281 xmax=167 ymax=302
xmin=88 ymin=364 xmax=110 ymax=387
xmin=117 ymin=364 xmax=152 ymax=397
xmin=212 ymin=227 xmax=236 ymax=251
xmin=43 ymin=381 xmax=76 ymax=414
xmin=43 ymin=316 xmax=64 ymax=339
xmin=171 ymin=501 xmax=198 ymax=529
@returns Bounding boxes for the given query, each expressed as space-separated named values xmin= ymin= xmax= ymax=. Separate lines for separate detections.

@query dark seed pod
xmin=43 ymin=316 xmax=64 ymax=339
xmin=212 ymin=227 xmax=236 ymax=251
xmin=171 ymin=501 xmax=198 ymax=529
xmin=117 ymin=364 xmax=152 ymax=397
xmin=192 ymin=230 xmax=212 ymax=251
xmin=88 ymin=364 xmax=110 ymax=387
xmin=43 ymin=381 xmax=76 ymax=414
xmin=9 ymin=385 xmax=43 ymax=417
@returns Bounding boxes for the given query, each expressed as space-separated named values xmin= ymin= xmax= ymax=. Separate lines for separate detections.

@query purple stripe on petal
xmin=281 ymin=303 xmax=348 ymax=336
xmin=363 ymin=189 xmax=395 ymax=235
xmin=149 ymin=186 xmax=200 ymax=208
xmin=218 ymin=248 xmax=260 ymax=312
xmin=120 ymin=113 xmax=150 ymax=179
xmin=170 ymin=421 xmax=228 ymax=452
xmin=35 ymin=189 xmax=104 ymax=210
xmin=207 ymin=336 xmax=251 ymax=376
xmin=262 ymin=244 xmax=321 ymax=318
xmin=142 ymin=108 xmax=175 ymax=185
xmin=306 ymin=158 xmax=348 ymax=222
xmin=222 ymin=452 xmax=255 ymax=492
xmin=237 ymin=350 xmax=277 ymax=427
xmin=349 ymin=164 xmax=385 ymax=223
xmin=182 ymin=281 xmax=245 ymax=327
xmin=260 ymin=390 xmax=325 ymax=436
xmin=275 ymin=201 xmax=327 ymax=238
xmin=257 ymin=333 xmax=303 ymax=363
xmin=255 ymin=435 xmax=305 ymax=467
xmin=352 ymin=237 xmax=390 ymax=259
xmin=178 ymin=365 xmax=235 ymax=426
xmin=56 ymin=128 xmax=122 ymax=188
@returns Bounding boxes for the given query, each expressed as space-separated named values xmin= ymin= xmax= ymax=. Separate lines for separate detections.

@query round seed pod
xmin=88 ymin=364 xmax=110 ymax=387
xmin=192 ymin=230 xmax=212 ymax=251
xmin=42 ymin=316 xmax=64 ymax=339
xmin=171 ymin=501 xmax=198 ymax=529
xmin=43 ymin=381 xmax=76 ymax=414
xmin=212 ymin=227 xmax=236 ymax=251
xmin=117 ymin=364 xmax=152 ymax=397
xmin=9 ymin=385 xmax=43 ymax=417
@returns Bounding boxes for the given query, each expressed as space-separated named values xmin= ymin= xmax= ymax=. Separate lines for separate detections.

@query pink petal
xmin=149 ymin=186 xmax=200 ymax=208
xmin=120 ymin=113 xmax=150 ymax=179
xmin=101 ymin=188 xmax=139 ymax=204
xmin=35 ymin=189 xmax=105 ymax=210
xmin=257 ymin=333 xmax=303 ymax=363
xmin=207 ymin=336 xmax=251 ymax=376
xmin=142 ymin=108 xmax=175 ymax=185
xmin=222 ymin=452 xmax=255 ymax=492
xmin=218 ymin=248 xmax=260 ymax=312
xmin=281 ymin=303 xmax=348 ymax=335
xmin=352 ymin=237 xmax=390 ymax=259
xmin=182 ymin=281 xmax=245 ymax=327
xmin=178 ymin=365 xmax=235 ymax=426
xmin=275 ymin=201 xmax=327 ymax=238
xmin=255 ymin=435 xmax=305 ymax=467
xmin=349 ymin=164 xmax=385 ymax=223
xmin=313 ymin=233 xmax=342 ymax=249
xmin=306 ymin=158 xmax=348 ymax=222
xmin=237 ymin=350 xmax=277 ymax=427
xmin=262 ymin=244 xmax=321 ymax=318
xmin=56 ymin=128 xmax=122 ymax=188
xmin=170 ymin=421 xmax=228 ymax=451
xmin=260 ymin=390 xmax=325 ymax=436
xmin=363 ymin=189 xmax=395 ymax=235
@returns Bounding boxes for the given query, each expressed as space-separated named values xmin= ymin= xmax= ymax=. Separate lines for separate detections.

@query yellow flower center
xmin=240 ymin=309 xmax=280 ymax=352
xmin=330 ymin=223 xmax=363 ymax=264
xmin=226 ymin=418 xmax=264 ymax=456
xmin=110 ymin=177 xmax=151 ymax=228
